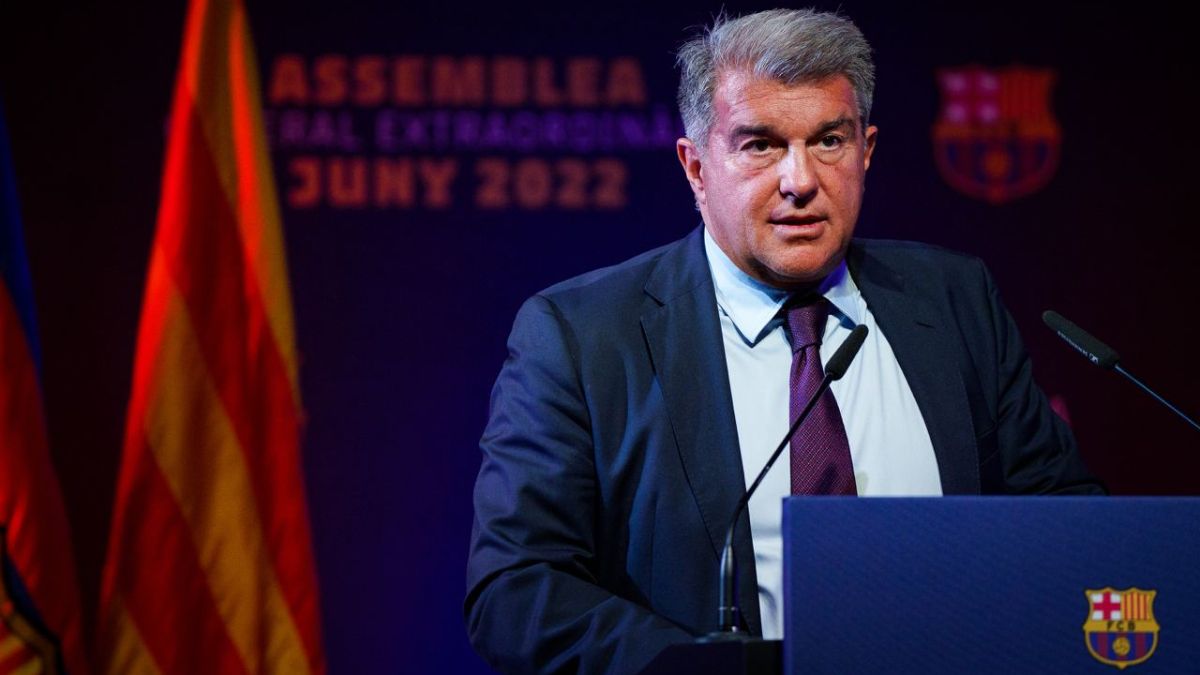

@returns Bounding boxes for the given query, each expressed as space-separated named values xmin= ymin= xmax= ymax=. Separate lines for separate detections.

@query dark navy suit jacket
xmin=465 ymin=227 xmax=1102 ymax=674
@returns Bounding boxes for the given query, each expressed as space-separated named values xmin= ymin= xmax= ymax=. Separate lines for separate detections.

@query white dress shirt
xmin=703 ymin=228 xmax=942 ymax=639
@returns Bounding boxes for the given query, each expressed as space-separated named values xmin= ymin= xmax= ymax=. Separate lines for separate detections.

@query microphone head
xmin=1042 ymin=310 xmax=1120 ymax=370
xmin=826 ymin=325 xmax=868 ymax=380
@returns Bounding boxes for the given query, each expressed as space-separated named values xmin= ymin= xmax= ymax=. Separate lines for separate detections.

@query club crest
xmin=1083 ymin=587 xmax=1159 ymax=669
xmin=932 ymin=66 xmax=1061 ymax=204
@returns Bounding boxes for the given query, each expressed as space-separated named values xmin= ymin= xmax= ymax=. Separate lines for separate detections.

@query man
xmin=466 ymin=9 xmax=1103 ymax=674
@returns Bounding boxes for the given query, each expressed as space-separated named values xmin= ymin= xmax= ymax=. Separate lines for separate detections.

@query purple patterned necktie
xmin=784 ymin=297 xmax=857 ymax=495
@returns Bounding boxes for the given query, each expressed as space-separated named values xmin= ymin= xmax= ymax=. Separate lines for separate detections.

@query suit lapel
xmin=640 ymin=228 xmax=763 ymax=634
xmin=847 ymin=243 xmax=980 ymax=494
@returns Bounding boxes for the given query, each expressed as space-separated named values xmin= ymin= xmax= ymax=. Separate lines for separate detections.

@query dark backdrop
xmin=2 ymin=2 xmax=1197 ymax=673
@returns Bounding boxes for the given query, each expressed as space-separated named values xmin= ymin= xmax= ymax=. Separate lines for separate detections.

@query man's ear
xmin=676 ymin=137 xmax=706 ymax=207
xmin=863 ymin=124 xmax=878 ymax=171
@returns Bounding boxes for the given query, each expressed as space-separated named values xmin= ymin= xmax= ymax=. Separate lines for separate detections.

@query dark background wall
xmin=2 ymin=2 xmax=1197 ymax=673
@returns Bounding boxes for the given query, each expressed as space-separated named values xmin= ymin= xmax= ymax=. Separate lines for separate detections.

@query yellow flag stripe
xmin=1120 ymin=593 xmax=1148 ymax=621
xmin=11 ymin=657 xmax=42 ymax=675
xmin=225 ymin=0 xmax=301 ymax=402
xmin=102 ymin=597 xmax=164 ymax=675
xmin=0 ymin=634 xmax=23 ymax=661
xmin=141 ymin=260 xmax=310 ymax=674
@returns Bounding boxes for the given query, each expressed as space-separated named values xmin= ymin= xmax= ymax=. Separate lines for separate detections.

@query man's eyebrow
xmin=728 ymin=124 xmax=775 ymax=142
xmin=813 ymin=117 xmax=857 ymax=137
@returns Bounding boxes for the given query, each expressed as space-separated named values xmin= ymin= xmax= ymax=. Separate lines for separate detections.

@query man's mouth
xmin=769 ymin=215 xmax=826 ymax=227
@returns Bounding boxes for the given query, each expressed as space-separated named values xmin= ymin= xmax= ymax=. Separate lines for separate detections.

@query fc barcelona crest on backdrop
xmin=1083 ymin=588 xmax=1160 ymax=669
xmin=933 ymin=66 xmax=1061 ymax=204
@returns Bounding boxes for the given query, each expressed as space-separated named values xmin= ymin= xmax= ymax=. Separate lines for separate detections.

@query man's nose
xmin=779 ymin=147 xmax=818 ymax=204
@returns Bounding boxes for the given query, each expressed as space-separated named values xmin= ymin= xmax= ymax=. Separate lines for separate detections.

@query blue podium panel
xmin=782 ymin=497 xmax=1200 ymax=674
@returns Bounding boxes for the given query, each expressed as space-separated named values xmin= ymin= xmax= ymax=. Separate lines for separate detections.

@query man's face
xmin=678 ymin=71 xmax=877 ymax=288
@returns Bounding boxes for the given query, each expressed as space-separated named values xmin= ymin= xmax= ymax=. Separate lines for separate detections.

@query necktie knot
xmin=783 ymin=296 xmax=829 ymax=353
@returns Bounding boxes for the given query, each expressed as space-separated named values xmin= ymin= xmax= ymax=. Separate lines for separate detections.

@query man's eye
xmin=818 ymin=134 xmax=845 ymax=149
xmin=742 ymin=139 xmax=771 ymax=153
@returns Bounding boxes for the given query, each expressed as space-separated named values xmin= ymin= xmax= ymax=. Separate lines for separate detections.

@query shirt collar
xmin=703 ymin=227 xmax=863 ymax=345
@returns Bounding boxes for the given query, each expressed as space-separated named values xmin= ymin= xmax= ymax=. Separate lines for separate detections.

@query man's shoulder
xmin=851 ymin=237 xmax=982 ymax=269
xmin=532 ymin=229 xmax=702 ymax=315
xmin=849 ymin=237 xmax=989 ymax=286
xmin=540 ymin=239 xmax=677 ymax=297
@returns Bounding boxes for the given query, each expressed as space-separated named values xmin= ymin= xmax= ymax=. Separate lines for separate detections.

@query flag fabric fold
xmin=98 ymin=0 xmax=325 ymax=673
xmin=0 ymin=101 xmax=91 ymax=675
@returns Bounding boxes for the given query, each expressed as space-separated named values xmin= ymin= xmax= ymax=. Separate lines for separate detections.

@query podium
xmin=644 ymin=497 xmax=1200 ymax=673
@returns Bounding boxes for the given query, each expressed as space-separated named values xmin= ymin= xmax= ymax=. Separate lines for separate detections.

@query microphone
xmin=1043 ymin=310 xmax=1200 ymax=432
xmin=1042 ymin=310 xmax=1119 ymax=369
xmin=702 ymin=324 xmax=868 ymax=641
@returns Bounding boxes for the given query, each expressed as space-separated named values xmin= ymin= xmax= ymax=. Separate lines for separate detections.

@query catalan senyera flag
xmin=97 ymin=0 xmax=325 ymax=673
xmin=0 ymin=102 xmax=91 ymax=675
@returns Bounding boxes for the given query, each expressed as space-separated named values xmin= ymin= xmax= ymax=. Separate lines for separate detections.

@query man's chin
xmin=757 ymin=250 xmax=845 ymax=289
xmin=755 ymin=267 xmax=835 ymax=290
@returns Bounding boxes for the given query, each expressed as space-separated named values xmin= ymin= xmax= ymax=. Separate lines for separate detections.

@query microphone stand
xmin=700 ymin=324 xmax=868 ymax=641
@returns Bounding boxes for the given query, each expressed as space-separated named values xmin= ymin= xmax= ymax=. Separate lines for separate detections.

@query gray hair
xmin=676 ymin=9 xmax=875 ymax=147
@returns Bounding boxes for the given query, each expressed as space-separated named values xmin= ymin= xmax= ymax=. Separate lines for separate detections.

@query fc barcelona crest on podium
xmin=933 ymin=66 xmax=1061 ymax=204
xmin=1083 ymin=588 xmax=1159 ymax=669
